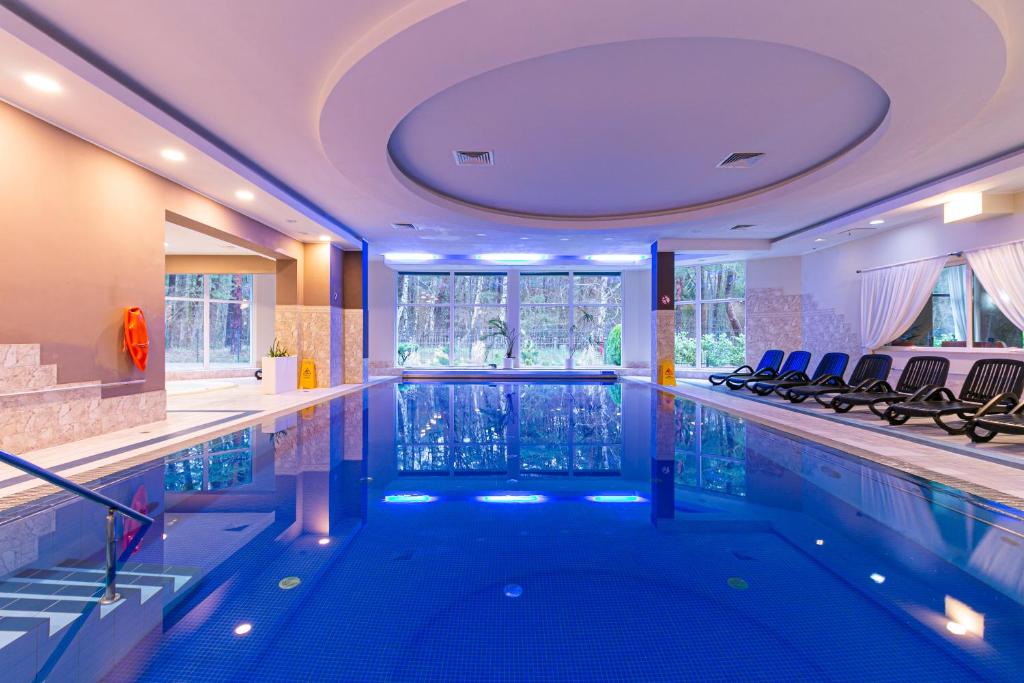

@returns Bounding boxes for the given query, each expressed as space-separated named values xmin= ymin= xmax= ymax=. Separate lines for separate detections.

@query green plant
xmin=267 ymin=339 xmax=289 ymax=357
xmin=483 ymin=318 xmax=518 ymax=358
xmin=397 ymin=341 xmax=419 ymax=365
xmin=604 ymin=323 xmax=622 ymax=366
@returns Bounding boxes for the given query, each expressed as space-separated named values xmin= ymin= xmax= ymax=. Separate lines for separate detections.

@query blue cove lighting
xmin=477 ymin=494 xmax=545 ymax=504
xmin=586 ymin=495 xmax=646 ymax=503
xmin=384 ymin=494 xmax=436 ymax=503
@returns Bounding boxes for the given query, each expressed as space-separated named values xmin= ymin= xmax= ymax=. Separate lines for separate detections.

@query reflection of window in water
xmin=395 ymin=383 xmax=623 ymax=475
xmin=164 ymin=428 xmax=253 ymax=492
xmin=673 ymin=400 xmax=746 ymax=496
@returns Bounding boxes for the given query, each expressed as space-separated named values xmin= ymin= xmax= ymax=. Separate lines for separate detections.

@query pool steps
xmin=0 ymin=559 xmax=200 ymax=683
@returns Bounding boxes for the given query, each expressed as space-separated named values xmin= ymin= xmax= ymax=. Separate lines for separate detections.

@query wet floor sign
xmin=299 ymin=359 xmax=317 ymax=389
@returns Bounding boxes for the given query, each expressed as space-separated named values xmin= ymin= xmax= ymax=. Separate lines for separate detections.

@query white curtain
xmin=965 ymin=242 xmax=1024 ymax=331
xmin=941 ymin=264 xmax=968 ymax=341
xmin=860 ymin=256 xmax=948 ymax=349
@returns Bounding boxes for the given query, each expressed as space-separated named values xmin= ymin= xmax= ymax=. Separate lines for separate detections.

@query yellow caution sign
xmin=658 ymin=359 xmax=676 ymax=386
xmin=299 ymin=359 xmax=317 ymax=389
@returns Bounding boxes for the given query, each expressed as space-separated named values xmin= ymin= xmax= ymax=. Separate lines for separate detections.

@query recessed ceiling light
xmin=476 ymin=233 xmax=486 ymax=237
xmin=22 ymin=73 xmax=62 ymax=93
xmin=164 ymin=242 xmax=169 ymax=248
xmin=235 ymin=189 xmax=255 ymax=201
xmin=560 ymin=238 xmax=570 ymax=241
xmin=520 ymin=237 xmax=529 ymax=240
xmin=869 ymin=219 xmax=885 ymax=225
xmin=319 ymin=235 xmax=331 ymax=242
xmin=160 ymin=148 xmax=186 ymax=162
xmin=814 ymin=238 xmax=825 ymax=242
xmin=603 ymin=237 xmax=613 ymax=241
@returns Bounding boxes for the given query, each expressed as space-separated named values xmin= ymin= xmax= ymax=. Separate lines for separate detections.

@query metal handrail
xmin=0 ymin=449 xmax=153 ymax=523
xmin=0 ymin=449 xmax=154 ymax=603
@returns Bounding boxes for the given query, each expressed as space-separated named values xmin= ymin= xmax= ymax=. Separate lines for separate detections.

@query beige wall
xmin=0 ymin=100 xmax=302 ymax=396
xmin=165 ymin=254 xmax=277 ymax=274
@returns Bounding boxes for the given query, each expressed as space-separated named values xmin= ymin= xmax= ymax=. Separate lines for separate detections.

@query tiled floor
xmin=0 ymin=377 xmax=394 ymax=511
xmin=624 ymin=376 xmax=1024 ymax=508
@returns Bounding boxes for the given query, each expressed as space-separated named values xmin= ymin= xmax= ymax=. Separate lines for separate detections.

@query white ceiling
xmin=4 ymin=0 xmax=1024 ymax=259
xmin=164 ymin=222 xmax=268 ymax=257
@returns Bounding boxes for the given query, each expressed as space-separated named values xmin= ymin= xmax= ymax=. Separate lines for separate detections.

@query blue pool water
xmin=7 ymin=381 xmax=1024 ymax=681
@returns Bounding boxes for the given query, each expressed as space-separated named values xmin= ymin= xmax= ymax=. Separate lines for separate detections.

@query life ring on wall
xmin=123 ymin=307 xmax=150 ymax=372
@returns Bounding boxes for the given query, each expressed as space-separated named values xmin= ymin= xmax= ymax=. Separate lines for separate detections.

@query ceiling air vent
xmin=729 ymin=224 xmax=755 ymax=231
xmin=391 ymin=222 xmax=422 ymax=232
xmin=453 ymin=150 xmax=495 ymax=166
xmin=717 ymin=152 xmax=764 ymax=169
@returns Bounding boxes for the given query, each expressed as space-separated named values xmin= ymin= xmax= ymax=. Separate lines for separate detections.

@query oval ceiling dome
xmin=387 ymin=37 xmax=890 ymax=219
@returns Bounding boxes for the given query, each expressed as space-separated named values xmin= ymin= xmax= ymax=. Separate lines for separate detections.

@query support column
xmin=650 ymin=243 xmax=675 ymax=383
xmin=342 ymin=243 xmax=368 ymax=384
xmin=298 ymin=242 xmax=343 ymax=387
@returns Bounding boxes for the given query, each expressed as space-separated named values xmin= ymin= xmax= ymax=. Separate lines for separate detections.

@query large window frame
xmin=888 ymin=257 xmax=1024 ymax=351
xmin=674 ymin=262 xmax=746 ymax=369
xmin=165 ymin=273 xmax=254 ymax=368
xmin=395 ymin=270 xmax=624 ymax=368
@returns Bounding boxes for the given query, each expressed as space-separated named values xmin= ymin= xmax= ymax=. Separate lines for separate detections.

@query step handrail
xmin=0 ymin=449 xmax=153 ymax=524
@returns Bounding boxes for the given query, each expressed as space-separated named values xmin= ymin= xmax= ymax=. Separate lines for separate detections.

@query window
xmin=519 ymin=272 xmax=622 ymax=367
xmin=895 ymin=264 xmax=967 ymax=347
xmin=165 ymin=274 xmax=253 ymax=368
xmin=397 ymin=273 xmax=507 ymax=366
xmin=893 ymin=260 xmax=1023 ymax=349
xmin=396 ymin=271 xmax=622 ymax=367
xmin=674 ymin=262 xmax=746 ymax=368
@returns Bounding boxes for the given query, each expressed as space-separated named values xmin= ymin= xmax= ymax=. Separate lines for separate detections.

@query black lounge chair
xmin=968 ymin=397 xmax=1024 ymax=442
xmin=726 ymin=351 xmax=811 ymax=391
xmin=750 ymin=352 xmax=849 ymax=397
xmin=884 ymin=358 xmax=1024 ymax=435
xmin=709 ymin=349 xmax=783 ymax=386
xmin=830 ymin=355 xmax=950 ymax=417
xmin=784 ymin=354 xmax=892 ymax=406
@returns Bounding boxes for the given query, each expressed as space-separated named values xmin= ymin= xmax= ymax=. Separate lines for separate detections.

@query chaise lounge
xmin=783 ymin=354 xmax=892 ymax=406
xmin=708 ymin=349 xmax=784 ymax=386
xmin=725 ymin=350 xmax=811 ymax=391
xmin=749 ymin=352 xmax=849 ymax=397
xmin=829 ymin=355 xmax=950 ymax=417
xmin=967 ymin=397 xmax=1024 ymax=442
xmin=883 ymin=358 xmax=1024 ymax=435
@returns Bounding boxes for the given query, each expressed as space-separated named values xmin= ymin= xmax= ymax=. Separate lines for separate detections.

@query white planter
xmin=262 ymin=356 xmax=298 ymax=394
xmin=502 ymin=357 xmax=515 ymax=370
xmin=565 ymin=358 xmax=575 ymax=370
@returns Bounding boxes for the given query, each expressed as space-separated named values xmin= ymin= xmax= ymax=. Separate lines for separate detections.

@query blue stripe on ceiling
xmin=3 ymin=0 xmax=364 ymax=245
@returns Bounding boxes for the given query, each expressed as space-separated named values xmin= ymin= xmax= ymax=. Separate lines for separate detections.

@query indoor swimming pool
xmin=3 ymin=381 xmax=1024 ymax=682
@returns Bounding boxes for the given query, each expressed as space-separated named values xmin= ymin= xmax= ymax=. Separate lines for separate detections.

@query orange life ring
xmin=123 ymin=307 xmax=150 ymax=372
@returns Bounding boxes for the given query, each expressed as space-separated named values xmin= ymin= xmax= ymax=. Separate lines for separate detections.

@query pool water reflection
xmin=25 ymin=381 xmax=1024 ymax=682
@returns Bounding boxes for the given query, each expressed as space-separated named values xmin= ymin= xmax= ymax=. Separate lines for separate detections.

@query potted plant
xmin=261 ymin=338 xmax=297 ymax=394
xmin=483 ymin=318 xmax=518 ymax=369
xmin=565 ymin=311 xmax=595 ymax=370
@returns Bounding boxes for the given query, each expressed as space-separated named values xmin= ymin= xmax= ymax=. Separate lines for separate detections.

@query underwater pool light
xmin=318 ymin=538 xmax=331 ymax=546
xmin=586 ymin=495 xmax=646 ymax=503
xmin=234 ymin=623 xmax=252 ymax=636
xmin=869 ymin=573 xmax=886 ymax=584
xmin=384 ymin=494 xmax=436 ymax=503
xmin=815 ymin=539 xmax=825 ymax=546
xmin=478 ymin=494 xmax=545 ymax=504
xmin=946 ymin=621 xmax=968 ymax=636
